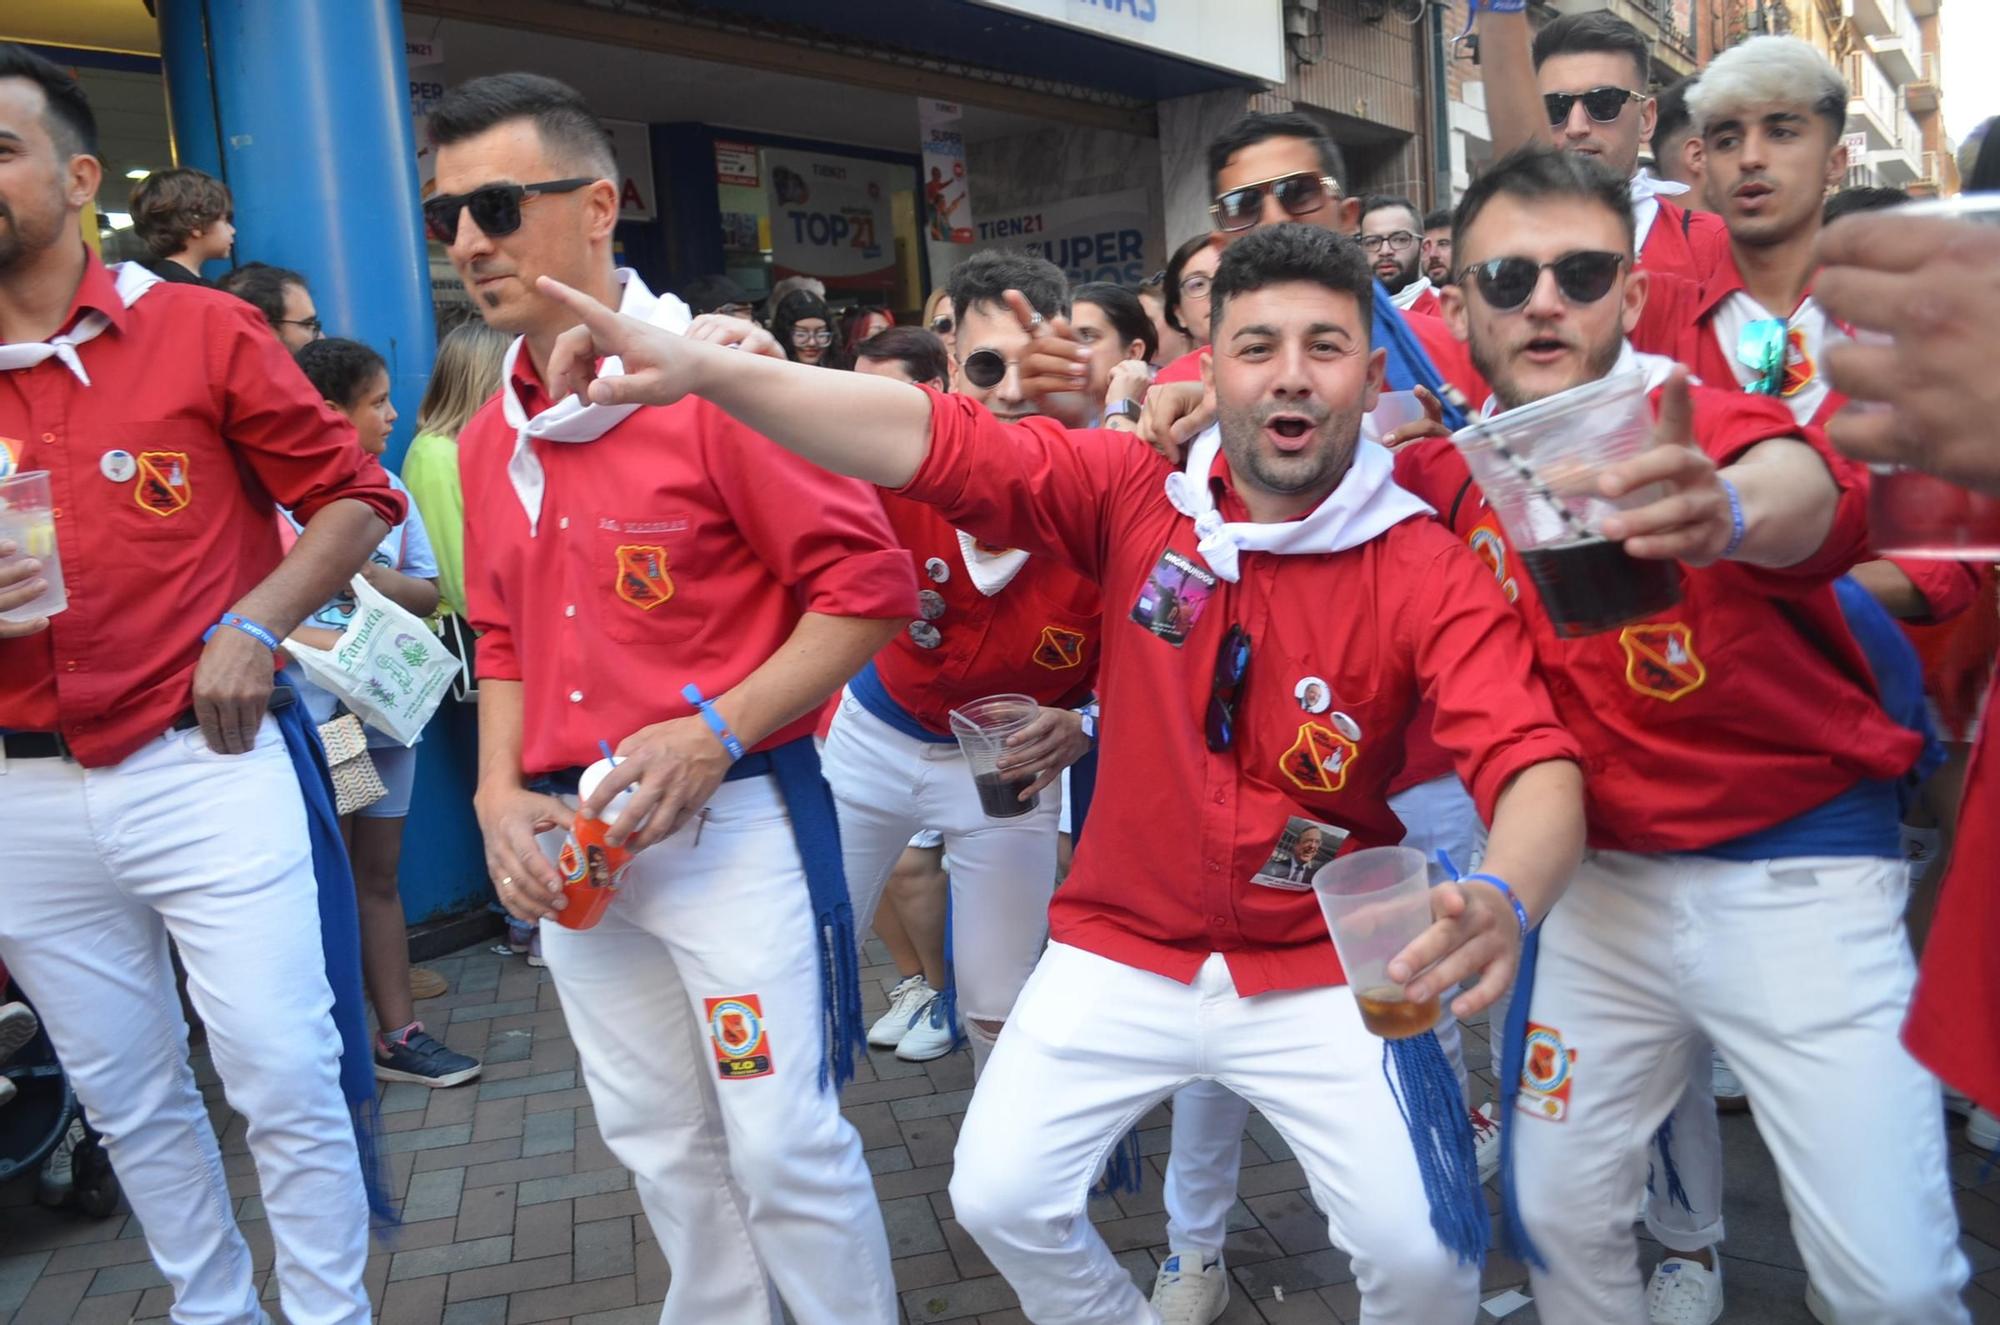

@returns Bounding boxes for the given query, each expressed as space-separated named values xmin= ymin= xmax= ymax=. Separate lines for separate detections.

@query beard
xmin=1469 ymin=319 xmax=1626 ymax=412
xmin=0 ymin=194 xmax=65 ymax=275
xmin=1377 ymin=253 xmax=1421 ymax=294
xmin=1217 ymin=397 xmax=1366 ymax=504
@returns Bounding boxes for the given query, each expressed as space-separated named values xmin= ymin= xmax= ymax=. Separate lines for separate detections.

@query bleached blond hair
xmin=1686 ymin=36 xmax=1847 ymax=138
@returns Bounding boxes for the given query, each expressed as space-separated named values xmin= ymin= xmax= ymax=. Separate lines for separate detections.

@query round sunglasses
xmin=1462 ymin=251 xmax=1626 ymax=311
xmin=423 ymin=178 xmax=594 ymax=244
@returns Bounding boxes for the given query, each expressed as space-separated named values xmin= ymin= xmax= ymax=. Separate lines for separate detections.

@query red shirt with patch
xmin=1639 ymin=199 xmax=1730 ymax=285
xmin=1394 ymin=385 xmax=1919 ymax=852
xmin=902 ymin=389 xmax=1579 ymax=993
xmin=0 ymin=250 xmax=404 ymax=768
xmin=870 ymin=493 xmax=1099 ymax=733
xmin=459 ymin=354 xmax=917 ymax=777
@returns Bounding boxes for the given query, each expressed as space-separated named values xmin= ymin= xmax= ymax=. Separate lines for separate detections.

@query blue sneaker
xmin=375 ymin=1022 xmax=481 ymax=1088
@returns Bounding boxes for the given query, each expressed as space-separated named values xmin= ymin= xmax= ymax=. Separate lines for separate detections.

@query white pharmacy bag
xmin=287 ymin=573 xmax=457 ymax=746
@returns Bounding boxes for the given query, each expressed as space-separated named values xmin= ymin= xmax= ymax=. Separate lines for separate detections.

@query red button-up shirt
xmin=902 ymin=390 xmax=1579 ymax=994
xmin=1395 ymin=384 xmax=1918 ymax=853
xmin=0 ymin=251 xmax=404 ymax=767
xmin=871 ymin=493 xmax=1099 ymax=732
xmin=1640 ymin=198 xmax=1730 ymax=285
xmin=460 ymin=355 xmax=917 ymax=777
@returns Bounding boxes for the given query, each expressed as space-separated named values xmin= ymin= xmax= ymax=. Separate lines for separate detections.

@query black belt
xmin=1 ymin=689 xmax=293 ymax=761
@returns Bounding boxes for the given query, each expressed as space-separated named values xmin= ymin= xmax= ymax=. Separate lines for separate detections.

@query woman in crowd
xmin=772 ymin=290 xmax=841 ymax=367
xmin=290 ymin=338 xmax=481 ymax=1089
xmin=922 ymin=286 xmax=956 ymax=358
xmin=1069 ymin=281 xmax=1157 ymax=421
xmin=1162 ymin=233 xmax=1219 ymax=352
xmin=840 ymin=305 xmax=895 ymax=365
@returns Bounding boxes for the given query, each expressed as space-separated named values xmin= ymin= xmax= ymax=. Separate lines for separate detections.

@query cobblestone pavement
xmin=3 ymin=935 xmax=1997 ymax=1323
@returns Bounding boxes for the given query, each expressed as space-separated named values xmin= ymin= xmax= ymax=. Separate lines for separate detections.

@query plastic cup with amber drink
xmin=1311 ymin=846 xmax=1441 ymax=1038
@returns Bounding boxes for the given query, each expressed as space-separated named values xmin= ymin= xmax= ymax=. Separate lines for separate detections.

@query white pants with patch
xmin=0 ymin=718 xmax=371 ymax=1325
xmin=1514 ymin=851 xmax=1969 ymax=1324
xmin=1161 ymin=773 xmax=1480 ymax=1258
xmin=951 ymin=942 xmax=1479 ymax=1324
xmin=535 ymin=774 xmax=896 ymax=1325
xmin=820 ymin=695 xmax=1059 ymax=1042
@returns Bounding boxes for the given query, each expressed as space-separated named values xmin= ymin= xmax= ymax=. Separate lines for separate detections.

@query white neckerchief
xmin=1707 ymin=286 xmax=1836 ymax=427
xmin=0 ymin=261 xmax=161 ymax=386
xmin=1162 ymin=426 xmax=1433 ymax=583
xmin=954 ymin=529 xmax=1031 ymax=596
xmin=499 ymin=268 xmax=692 ymax=534
xmin=1475 ymin=343 xmax=1685 ymax=423
xmin=1390 ymin=275 xmax=1436 ymax=311
xmin=1630 ymin=170 xmax=1690 ymax=256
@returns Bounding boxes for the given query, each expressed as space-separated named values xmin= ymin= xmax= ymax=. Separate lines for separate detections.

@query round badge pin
xmin=917 ymin=589 xmax=947 ymax=621
xmin=924 ymin=557 xmax=950 ymax=584
xmin=1330 ymin=711 xmax=1362 ymax=743
xmin=908 ymin=621 xmax=942 ymax=649
xmin=1292 ymin=676 xmax=1331 ymax=714
xmin=100 ymin=449 xmax=137 ymax=483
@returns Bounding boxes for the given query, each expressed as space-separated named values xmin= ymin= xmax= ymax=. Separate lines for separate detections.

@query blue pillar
xmin=158 ymin=1 xmax=488 ymax=929
xmin=156 ymin=0 xmax=435 ymax=464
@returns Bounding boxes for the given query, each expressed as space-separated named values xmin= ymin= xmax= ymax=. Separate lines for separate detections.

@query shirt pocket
xmin=592 ymin=525 xmax=697 ymax=646
xmin=98 ymin=421 xmax=214 ymax=541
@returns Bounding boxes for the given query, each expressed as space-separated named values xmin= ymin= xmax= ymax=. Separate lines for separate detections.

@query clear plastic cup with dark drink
xmin=948 ymin=693 xmax=1043 ymax=819
xmin=1311 ymin=846 xmax=1441 ymax=1040
xmin=1451 ymin=370 xmax=1683 ymax=637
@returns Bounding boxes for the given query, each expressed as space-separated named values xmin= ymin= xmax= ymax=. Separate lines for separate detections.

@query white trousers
xmin=951 ymin=942 xmax=1479 ymax=1325
xmin=820 ymin=695 xmax=1058 ymax=1025
xmin=1161 ymin=774 xmax=1479 ymax=1257
xmin=535 ymin=774 xmax=896 ymax=1325
xmin=0 ymin=718 xmax=370 ymax=1325
xmin=1644 ymin=1045 xmax=1725 ymax=1254
xmin=1514 ymin=851 xmax=1969 ymax=1324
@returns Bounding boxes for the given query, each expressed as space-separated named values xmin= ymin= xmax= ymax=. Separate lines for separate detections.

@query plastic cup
xmin=0 ymin=471 xmax=66 ymax=625
xmin=1853 ymin=194 xmax=2000 ymax=561
xmin=1450 ymin=370 xmax=1681 ymax=637
xmin=1311 ymin=846 xmax=1440 ymax=1039
xmin=947 ymin=693 xmax=1041 ymax=819
xmin=1368 ymin=389 xmax=1428 ymax=436
xmin=552 ymin=758 xmax=635 ymax=930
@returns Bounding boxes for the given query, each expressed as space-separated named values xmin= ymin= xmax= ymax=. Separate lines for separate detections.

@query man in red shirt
xmin=1397 ymin=147 xmax=1969 ymax=1325
xmin=428 ymin=73 xmax=915 ymax=1323
xmin=534 ymin=222 xmax=1592 ymax=1324
xmin=820 ymin=250 xmax=1098 ymax=1076
xmin=1361 ymin=195 xmax=1442 ymax=318
xmin=1817 ymin=198 xmax=2000 ymax=1124
xmin=0 ymin=45 xmax=405 ymax=1325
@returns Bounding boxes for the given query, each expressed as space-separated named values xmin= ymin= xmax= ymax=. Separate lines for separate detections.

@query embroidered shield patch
xmin=1781 ymin=325 xmax=1814 ymax=398
xmin=1518 ymin=1021 xmax=1577 ymax=1122
xmin=1620 ymin=622 xmax=1706 ymax=702
xmin=1033 ymin=625 xmax=1086 ymax=670
xmin=135 ymin=451 xmax=192 ymax=517
xmin=614 ymin=544 xmax=674 ymax=611
xmin=1280 ymin=721 xmax=1357 ymax=794
xmin=703 ymin=995 xmax=773 ymax=1080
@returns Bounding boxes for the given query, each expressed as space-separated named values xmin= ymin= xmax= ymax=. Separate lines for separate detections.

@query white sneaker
xmin=866 ymin=974 xmax=935 ymax=1049
xmin=38 ymin=1118 xmax=84 ymax=1208
xmin=894 ymin=992 xmax=959 ymax=1062
xmin=0 ymin=1001 xmax=39 ymax=1067
xmin=1711 ymin=1052 xmax=1748 ymax=1112
xmin=1470 ymin=1101 xmax=1502 ymax=1184
xmin=1969 ymin=1107 xmax=2000 ymax=1152
xmin=1150 ymin=1249 xmax=1227 ymax=1325
xmin=1646 ymin=1256 xmax=1723 ymax=1325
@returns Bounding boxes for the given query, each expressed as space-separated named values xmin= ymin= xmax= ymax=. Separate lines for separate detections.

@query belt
xmin=530 ymin=749 xmax=776 ymax=799
xmin=1 ymin=689 xmax=294 ymax=761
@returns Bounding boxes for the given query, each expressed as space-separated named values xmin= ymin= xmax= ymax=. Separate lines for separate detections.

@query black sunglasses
xmin=423 ymin=178 xmax=594 ymax=244
xmin=1205 ymin=624 xmax=1252 ymax=754
xmin=961 ymin=348 xmax=1010 ymax=389
xmin=929 ymin=314 xmax=954 ymax=336
xmin=1464 ymin=251 xmax=1626 ymax=312
xmin=1543 ymin=86 xmax=1645 ymax=126
xmin=1210 ymin=172 xmax=1339 ymax=234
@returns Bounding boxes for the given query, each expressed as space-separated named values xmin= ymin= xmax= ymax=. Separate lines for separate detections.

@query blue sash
xmin=1372 ymin=280 xmax=1471 ymax=431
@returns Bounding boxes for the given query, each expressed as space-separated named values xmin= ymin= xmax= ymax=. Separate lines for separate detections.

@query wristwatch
xmin=1102 ymin=399 xmax=1143 ymax=424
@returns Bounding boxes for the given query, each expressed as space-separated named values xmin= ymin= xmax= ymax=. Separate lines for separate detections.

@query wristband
xmin=203 ymin=612 xmax=282 ymax=652
xmin=681 ymin=683 xmax=744 ymax=762
xmin=1718 ymin=476 xmax=1746 ymax=559
xmin=1464 ymin=872 xmax=1532 ymax=939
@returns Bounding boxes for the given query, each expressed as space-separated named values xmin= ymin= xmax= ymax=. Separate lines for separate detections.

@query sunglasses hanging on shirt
xmin=1736 ymin=317 xmax=1790 ymax=396
xmin=423 ymin=178 xmax=594 ymax=243
xmin=1205 ymin=624 xmax=1253 ymax=753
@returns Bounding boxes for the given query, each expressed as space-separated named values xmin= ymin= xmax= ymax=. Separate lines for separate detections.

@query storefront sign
xmin=919 ymin=99 xmax=978 ymax=287
xmin=406 ymin=36 xmax=445 ymax=68
xmin=765 ymin=147 xmax=900 ymax=289
xmin=967 ymin=0 xmax=1283 ymax=83
xmin=604 ymin=119 xmax=656 ymax=222
xmin=973 ymin=188 xmax=1160 ymax=288
xmin=715 ymin=140 xmax=760 ymax=188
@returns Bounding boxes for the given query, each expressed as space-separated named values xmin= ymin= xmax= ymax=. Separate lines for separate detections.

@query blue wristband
xmin=1464 ymin=872 xmax=1532 ymax=939
xmin=1718 ymin=477 xmax=1746 ymax=559
xmin=681 ymin=683 xmax=744 ymax=762
xmin=202 ymin=612 xmax=282 ymax=652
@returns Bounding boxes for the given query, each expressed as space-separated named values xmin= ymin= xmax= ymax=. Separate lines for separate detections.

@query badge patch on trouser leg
xmin=1519 ymin=1021 xmax=1576 ymax=1122
xmin=705 ymin=995 xmax=774 ymax=1080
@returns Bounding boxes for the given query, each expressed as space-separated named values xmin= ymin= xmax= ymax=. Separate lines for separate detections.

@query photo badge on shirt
xmin=1131 ymin=547 xmax=1216 ymax=647
xmin=1251 ymin=815 xmax=1350 ymax=891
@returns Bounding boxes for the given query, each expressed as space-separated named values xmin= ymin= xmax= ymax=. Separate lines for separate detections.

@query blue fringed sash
xmin=1384 ymin=1029 xmax=1489 ymax=1264
xmin=1495 ymin=928 xmax=1544 ymax=1267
